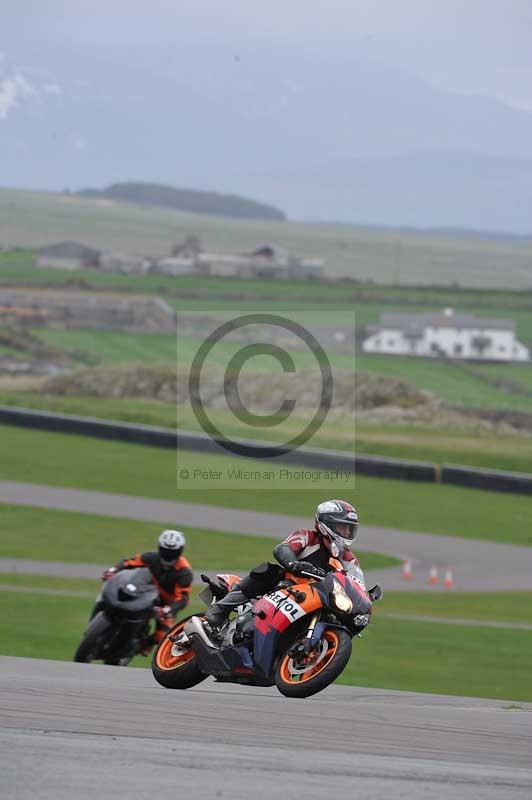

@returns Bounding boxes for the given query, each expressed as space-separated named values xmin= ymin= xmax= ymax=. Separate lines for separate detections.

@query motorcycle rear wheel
xmin=152 ymin=616 xmax=207 ymax=690
xmin=275 ymin=628 xmax=352 ymax=699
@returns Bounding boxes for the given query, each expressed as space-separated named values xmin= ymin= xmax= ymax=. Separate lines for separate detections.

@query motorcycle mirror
xmin=368 ymin=584 xmax=383 ymax=601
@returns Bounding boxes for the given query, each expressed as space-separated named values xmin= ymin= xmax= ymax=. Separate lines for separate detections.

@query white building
xmin=362 ymin=309 xmax=530 ymax=362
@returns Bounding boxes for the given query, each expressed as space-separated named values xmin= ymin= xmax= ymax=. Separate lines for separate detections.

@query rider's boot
xmin=204 ymin=588 xmax=248 ymax=630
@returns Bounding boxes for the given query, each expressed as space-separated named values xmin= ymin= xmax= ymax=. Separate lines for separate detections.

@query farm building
xmin=148 ymin=256 xmax=197 ymax=276
xmin=362 ymin=309 xmax=530 ymax=362
xmin=98 ymin=251 xmax=146 ymax=274
xmin=37 ymin=241 xmax=101 ymax=270
xmin=196 ymin=244 xmax=324 ymax=280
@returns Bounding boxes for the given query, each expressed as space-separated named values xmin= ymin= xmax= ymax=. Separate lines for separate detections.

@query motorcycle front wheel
xmin=152 ymin=616 xmax=207 ymax=690
xmin=73 ymin=613 xmax=112 ymax=663
xmin=275 ymin=628 xmax=352 ymax=699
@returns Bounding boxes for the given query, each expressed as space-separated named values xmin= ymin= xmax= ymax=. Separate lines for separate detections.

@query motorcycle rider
xmin=96 ymin=530 xmax=193 ymax=651
xmin=204 ymin=499 xmax=362 ymax=631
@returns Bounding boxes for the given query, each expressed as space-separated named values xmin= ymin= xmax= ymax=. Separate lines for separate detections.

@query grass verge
xmin=0 ymin=504 xmax=399 ymax=571
xmin=338 ymin=615 xmax=532 ymax=701
xmin=380 ymin=591 xmax=532 ymax=625
xmin=0 ymin=425 xmax=531 ymax=546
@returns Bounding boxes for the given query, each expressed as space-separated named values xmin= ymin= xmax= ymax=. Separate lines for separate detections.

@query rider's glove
xmin=154 ymin=605 xmax=172 ymax=622
xmin=102 ymin=566 xmax=118 ymax=581
xmin=288 ymin=561 xmax=325 ymax=579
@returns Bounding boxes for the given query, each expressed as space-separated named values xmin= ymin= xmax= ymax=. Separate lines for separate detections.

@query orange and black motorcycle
xmin=152 ymin=562 xmax=381 ymax=698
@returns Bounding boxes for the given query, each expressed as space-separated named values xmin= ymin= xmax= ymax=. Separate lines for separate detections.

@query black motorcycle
xmin=74 ymin=567 xmax=160 ymax=666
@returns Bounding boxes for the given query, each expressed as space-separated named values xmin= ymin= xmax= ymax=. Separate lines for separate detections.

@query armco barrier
xmin=0 ymin=406 xmax=176 ymax=448
xmin=441 ymin=464 xmax=532 ymax=495
xmin=0 ymin=406 xmax=437 ymax=483
xmin=178 ymin=429 xmax=437 ymax=481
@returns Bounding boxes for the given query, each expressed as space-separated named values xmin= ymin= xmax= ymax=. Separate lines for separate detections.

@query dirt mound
xmin=0 ymin=327 xmax=63 ymax=360
xmin=0 ymin=323 xmax=103 ymax=376
xmin=42 ymin=363 xmax=532 ymax=433
xmin=42 ymin=363 xmax=437 ymax=413
xmin=44 ymin=363 xmax=178 ymax=402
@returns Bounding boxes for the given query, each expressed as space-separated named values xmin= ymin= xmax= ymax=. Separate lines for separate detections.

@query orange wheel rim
xmin=155 ymin=621 xmax=194 ymax=671
xmin=280 ymin=630 xmax=340 ymax=684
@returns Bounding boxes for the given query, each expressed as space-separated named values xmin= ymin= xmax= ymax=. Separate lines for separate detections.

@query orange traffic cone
xmin=443 ymin=567 xmax=454 ymax=589
xmin=427 ymin=565 xmax=439 ymax=585
xmin=402 ymin=560 xmax=413 ymax=580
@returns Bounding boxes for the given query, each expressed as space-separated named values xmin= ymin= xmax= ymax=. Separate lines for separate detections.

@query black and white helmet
xmin=158 ymin=529 xmax=185 ymax=564
xmin=315 ymin=499 xmax=359 ymax=552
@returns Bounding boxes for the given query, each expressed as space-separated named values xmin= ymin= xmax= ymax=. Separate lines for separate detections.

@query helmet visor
xmin=331 ymin=522 xmax=358 ymax=548
xmin=159 ymin=546 xmax=181 ymax=564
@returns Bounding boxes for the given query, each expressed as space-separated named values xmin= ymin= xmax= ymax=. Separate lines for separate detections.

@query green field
xmin=473 ymin=362 xmax=532 ymax=392
xmin=1 ymin=583 xmax=531 ymax=700
xmin=380 ymin=591 xmax=532 ymax=624
xmin=357 ymin=353 xmax=532 ymax=411
xmin=3 ymin=246 xmax=532 ymax=308
xmin=38 ymin=328 xmax=179 ymax=364
xmin=340 ymin=615 xmax=532 ymax=701
xmin=3 ymin=250 xmax=532 ymax=340
xmin=1 ymin=425 xmax=531 ymax=546
xmin=24 ymin=325 xmax=532 ymax=413
xmin=4 ymin=239 xmax=532 ymax=435
xmin=2 ymin=188 xmax=532 ymax=288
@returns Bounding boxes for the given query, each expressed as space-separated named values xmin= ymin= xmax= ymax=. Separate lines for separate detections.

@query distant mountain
xmin=260 ymin=152 xmax=532 ymax=234
xmin=3 ymin=43 xmax=532 ymax=232
xmin=77 ymin=182 xmax=285 ymax=222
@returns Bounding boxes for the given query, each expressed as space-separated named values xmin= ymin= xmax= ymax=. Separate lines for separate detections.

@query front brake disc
xmin=286 ymin=639 xmax=330 ymax=676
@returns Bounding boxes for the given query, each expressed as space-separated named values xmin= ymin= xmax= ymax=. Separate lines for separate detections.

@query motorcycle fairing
xmin=252 ymin=583 xmax=323 ymax=677
xmin=310 ymin=620 xmax=350 ymax=648
xmin=314 ymin=571 xmax=372 ymax=615
xmin=102 ymin=568 xmax=159 ymax=617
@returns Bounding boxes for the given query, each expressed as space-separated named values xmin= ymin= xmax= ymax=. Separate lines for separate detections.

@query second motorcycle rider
xmin=98 ymin=529 xmax=193 ymax=651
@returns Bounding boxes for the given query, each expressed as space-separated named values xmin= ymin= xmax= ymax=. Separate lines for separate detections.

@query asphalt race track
xmin=1 ymin=656 xmax=531 ymax=800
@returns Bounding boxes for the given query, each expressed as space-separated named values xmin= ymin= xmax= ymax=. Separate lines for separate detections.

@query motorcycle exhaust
xmin=184 ymin=616 xmax=216 ymax=650
xmin=183 ymin=616 xmax=233 ymax=677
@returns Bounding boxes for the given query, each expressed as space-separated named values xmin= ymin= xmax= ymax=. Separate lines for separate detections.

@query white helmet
xmin=158 ymin=529 xmax=186 ymax=564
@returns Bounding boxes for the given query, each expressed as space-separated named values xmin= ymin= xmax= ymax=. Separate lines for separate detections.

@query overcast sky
xmin=2 ymin=0 xmax=532 ymax=109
